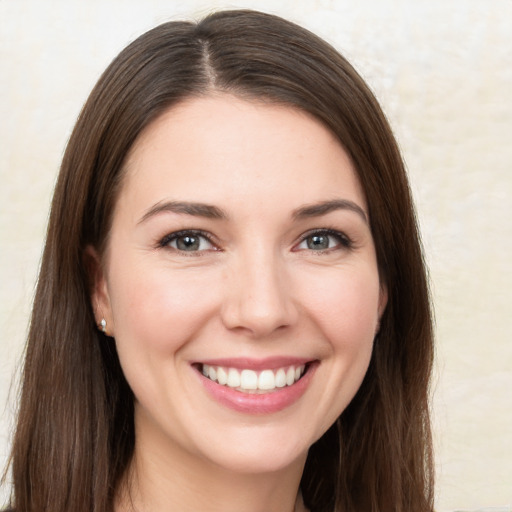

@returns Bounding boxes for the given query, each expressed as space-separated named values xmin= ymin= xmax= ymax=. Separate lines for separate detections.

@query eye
xmin=160 ymin=230 xmax=216 ymax=252
xmin=295 ymin=229 xmax=352 ymax=252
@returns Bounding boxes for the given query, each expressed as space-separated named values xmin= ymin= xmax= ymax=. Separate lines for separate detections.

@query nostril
xmin=220 ymin=292 xmax=298 ymax=337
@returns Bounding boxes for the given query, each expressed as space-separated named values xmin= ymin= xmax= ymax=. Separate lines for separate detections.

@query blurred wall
xmin=1 ymin=1 xmax=511 ymax=510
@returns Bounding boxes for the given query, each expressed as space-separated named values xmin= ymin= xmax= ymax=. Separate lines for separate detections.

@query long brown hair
xmin=5 ymin=9 xmax=434 ymax=512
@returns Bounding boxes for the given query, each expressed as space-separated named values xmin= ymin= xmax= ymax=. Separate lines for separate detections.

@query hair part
xmin=6 ymin=10 xmax=434 ymax=512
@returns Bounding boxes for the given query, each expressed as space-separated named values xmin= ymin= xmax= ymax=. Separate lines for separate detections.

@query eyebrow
xmin=139 ymin=200 xmax=227 ymax=224
xmin=139 ymin=198 xmax=368 ymax=225
xmin=292 ymin=199 xmax=368 ymax=224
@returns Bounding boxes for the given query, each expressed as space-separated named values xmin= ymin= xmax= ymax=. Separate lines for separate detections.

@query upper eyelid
xmin=292 ymin=228 xmax=353 ymax=252
xmin=299 ymin=227 xmax=346 ymax=236
xmin=159 ymin=229 xmax=218 ymax=248
xmin=297 ymin=228 xmax=351 ymax=242
xmin=157 ymin=227 xmax=353 ymax=250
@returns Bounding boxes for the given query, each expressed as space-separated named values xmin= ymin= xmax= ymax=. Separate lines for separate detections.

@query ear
xmin=376 ymin=283 xmax=388 ymax=335
xmin=84 ymin=245 xmax=114 ymax=336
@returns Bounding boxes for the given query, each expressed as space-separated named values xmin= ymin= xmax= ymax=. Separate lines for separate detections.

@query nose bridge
xmin=221 ymin=243 xmax=297 ymax=336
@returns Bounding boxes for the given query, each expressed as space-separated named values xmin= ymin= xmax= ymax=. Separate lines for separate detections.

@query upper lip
xmin=192 ymin=356 xmax=314 ymax=371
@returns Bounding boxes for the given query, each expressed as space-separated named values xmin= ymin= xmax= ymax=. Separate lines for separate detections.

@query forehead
xmin=119 ymin=94 xmax=366 ymax=215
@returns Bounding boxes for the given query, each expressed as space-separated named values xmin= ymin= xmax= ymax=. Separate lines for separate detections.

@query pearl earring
xmin=100 ymin=318 xmax=107 ymax=333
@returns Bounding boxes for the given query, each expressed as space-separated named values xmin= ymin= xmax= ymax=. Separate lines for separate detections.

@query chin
xmin=208 ymin=446 xmax=308 ymax=476
xmin=190 ymin=424 xmax=313 ymax=476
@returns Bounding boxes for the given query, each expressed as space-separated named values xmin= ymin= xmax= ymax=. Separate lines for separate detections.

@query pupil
xmin=308 ymin=235 xmax=329 ymax=250
xmin=177 ymin=235 xmax=199 ymax=251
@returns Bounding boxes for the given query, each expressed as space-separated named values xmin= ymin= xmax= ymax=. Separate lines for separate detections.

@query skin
xmin=90 ymin=94 xmax=387 ymax=512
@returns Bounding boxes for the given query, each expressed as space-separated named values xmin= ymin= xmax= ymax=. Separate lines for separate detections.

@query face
xmin=92 ymin=95 xmax=386 ymax=476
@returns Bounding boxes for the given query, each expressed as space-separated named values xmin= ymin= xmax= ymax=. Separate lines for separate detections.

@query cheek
xmin=289 ymin=267 xmax=381 ymax=438
xmin=304 ymin=267 xmax=382 ymax=346
xmin=108 ymin=263 xmax=220 ymax=354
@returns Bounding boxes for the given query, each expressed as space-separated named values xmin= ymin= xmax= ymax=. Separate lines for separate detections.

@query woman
xmin=5 ymin=9 xmax=434 ymax=512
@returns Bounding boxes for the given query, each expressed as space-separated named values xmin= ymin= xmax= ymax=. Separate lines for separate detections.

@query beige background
xmin=1 ymin=1 xmax=511 ymax=510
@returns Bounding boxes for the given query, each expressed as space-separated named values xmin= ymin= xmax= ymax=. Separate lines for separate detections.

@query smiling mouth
xmin=197 ymin=363 xmax=309 ymax=394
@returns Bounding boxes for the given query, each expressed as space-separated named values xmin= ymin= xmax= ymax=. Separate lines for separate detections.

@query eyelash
xmin=157 ymin=228 xmax=353 ymax=254
xmin=158 ymin=229 xmax=217 ymax=254
xmin=295 ymin=228 xmax=353 ymax=253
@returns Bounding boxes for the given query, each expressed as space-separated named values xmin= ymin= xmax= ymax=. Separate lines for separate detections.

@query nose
xmin=220 ymin=250 xmax=299 ymax=338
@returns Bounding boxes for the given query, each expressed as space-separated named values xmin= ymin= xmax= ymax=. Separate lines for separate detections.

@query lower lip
xmin=197 ymin=364 xmax=316 ymax=414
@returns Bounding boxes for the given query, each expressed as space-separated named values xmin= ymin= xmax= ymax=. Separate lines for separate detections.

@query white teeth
xmin=227 ymin=368 xmax=241 ymax=388
xmin=286 ymin=367 xmax=295 ymax=386
xmin=201 ymin=364 xmax=307 ymax=392
xmin=275 ymin=368 xmax=286 ymax=388
xmin=258 ymin=370 xmax=275 ymax=390
xmin=217 ymin=366 xmax=228 ymax=385
xmin=240 ymin=369 xmax=258 ymax=390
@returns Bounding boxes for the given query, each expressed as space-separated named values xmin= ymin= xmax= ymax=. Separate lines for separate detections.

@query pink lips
xmin=194 ymin=357 xmax=317 ymax=414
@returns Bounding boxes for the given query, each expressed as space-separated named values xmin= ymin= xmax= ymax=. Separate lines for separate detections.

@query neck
xmin=115 ymin=421 xmax=308 ymax=512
